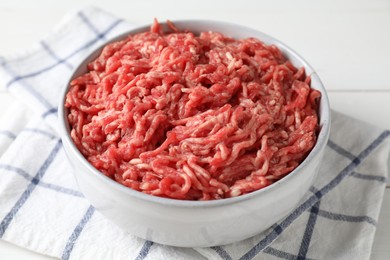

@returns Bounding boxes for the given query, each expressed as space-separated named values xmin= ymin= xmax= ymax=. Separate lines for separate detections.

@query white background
xmin=0 ymin=0 xmax=389 ymax=259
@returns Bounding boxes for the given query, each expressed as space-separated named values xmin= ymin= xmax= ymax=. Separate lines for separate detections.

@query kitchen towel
xmin=0 ymin=6 xmax=389 ymax=260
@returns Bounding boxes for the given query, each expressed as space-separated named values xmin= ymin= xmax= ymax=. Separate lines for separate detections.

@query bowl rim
xmin=58 ymin=19 xmax=331 ymax=208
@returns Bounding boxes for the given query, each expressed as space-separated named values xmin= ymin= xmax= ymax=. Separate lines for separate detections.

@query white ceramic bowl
xmin=58 ymin=20 xmax=331 ymax=247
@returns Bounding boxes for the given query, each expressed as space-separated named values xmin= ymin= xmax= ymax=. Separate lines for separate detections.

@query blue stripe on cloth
xmin=308 ymin=186 xmax=319 ymax=195
xmin=135 ymin=240 xmax=154 ymax=260
xmin=316 ymin=207 xmax=377 ymax=226
xmin=42 ymin=107 xmax=58 ymax=118
xmin=40 ymin=41 xmax=73 ymax=70
xmin=0 ymin=130 xmax=16 ymax=139
xmin=211 ymin=246 xmax=233 ymax=260
xmin=297 ymin=201 xmax=321 ymax=260
xmin=4 ymin=18 xmax=122 ymax=89
xmin=78 ymin=11 xmax=106 ymax=40
xmin=23 ymin=128 xmax=57 ymax=140
xmin=327 ymin=139 xmax=357 ymax=161
xmin=239 ymin=130 xmax=390 ymax=260
xmin=0 ymin=139 xmax=62 ymax=237
xmin=308 ymin=186 xmax=323 ymax=201
xmin=61 ymin=205 xmax=95 ymax=260
xmin=0 ymin=164 xmax=83 ymax=198
xmin=350 ymin=171 xmax=387 ymax=183
xmin=33 ymin=181 xmax=84 ymax=198
xmin=0 ymin=164 xmax=38 ymax=181
xmin=1 ymin=61 xmax=54 ymax=110
xmin=263 ymin=246 xmax=314 ymax=260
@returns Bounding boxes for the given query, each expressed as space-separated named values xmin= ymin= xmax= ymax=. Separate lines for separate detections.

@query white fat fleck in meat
xmin=189 ymin=46 xmax=196 ymax=54
xmin=226 ymin=52 xmax=233 ymax=60
xmin=230 ymin=189 xmax=241 ymax=197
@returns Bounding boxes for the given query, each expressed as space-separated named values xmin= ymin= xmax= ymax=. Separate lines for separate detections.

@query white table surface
xmin=0 ymin=0 xmax=389 ymax=259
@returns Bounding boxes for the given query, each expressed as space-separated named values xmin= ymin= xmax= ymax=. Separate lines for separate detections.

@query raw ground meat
xmin=65 ymin=20 xmax=321 ymax=200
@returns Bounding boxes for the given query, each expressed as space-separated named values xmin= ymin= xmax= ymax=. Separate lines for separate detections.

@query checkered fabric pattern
xmin=0 ymin=7 xmax=389 ymax=260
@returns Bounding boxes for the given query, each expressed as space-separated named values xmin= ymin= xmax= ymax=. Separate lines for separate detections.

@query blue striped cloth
xmin=0 ymin=7 xmax=389 ymax=260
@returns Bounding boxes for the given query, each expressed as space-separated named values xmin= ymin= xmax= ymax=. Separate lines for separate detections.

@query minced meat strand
xmin=65 ymin=20 xmax=320 ymax=200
